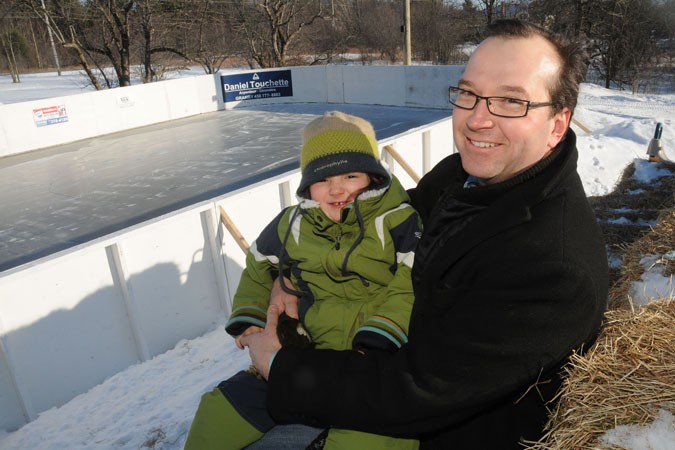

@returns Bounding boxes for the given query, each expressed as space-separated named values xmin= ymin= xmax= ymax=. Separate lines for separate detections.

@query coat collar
xmin=422 ymin=130 xmax=579 ymax=273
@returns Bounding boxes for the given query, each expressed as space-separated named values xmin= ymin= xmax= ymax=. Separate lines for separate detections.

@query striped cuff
xmin=225 ymin=305 xmax=267 ymax=336
xmin=355 ymin=315 xmax=408 ymax=349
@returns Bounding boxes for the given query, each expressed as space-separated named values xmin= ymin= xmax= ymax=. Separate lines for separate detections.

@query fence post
xmin=646 ymin=122 xmax=663 ymax=162
xmin=219 ymin=206 xmax=250 ymax=254
xmin=383 ymin=145 xmax=421 ymax=184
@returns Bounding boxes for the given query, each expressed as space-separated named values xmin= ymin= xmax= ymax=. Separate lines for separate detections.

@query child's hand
xmin=235 ymin=326 xmax=263 ymax=350
xmin=270 ymin=277 xmax=300 ymax=319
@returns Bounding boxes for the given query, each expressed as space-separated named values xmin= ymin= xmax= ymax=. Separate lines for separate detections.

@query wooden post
xmin=383 ymin=145 xmax=421 ymax=184
xmin=219 ymin=206 xmax=250 ymax=254
xmin=571 ymin=118 xmax=591 ymax=134
xmin=403 ymin=0 xmax=411 ymax=65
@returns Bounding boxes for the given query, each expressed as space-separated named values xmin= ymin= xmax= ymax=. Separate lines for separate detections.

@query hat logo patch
xmin=313 ymin=159 xmax=349 ymax=173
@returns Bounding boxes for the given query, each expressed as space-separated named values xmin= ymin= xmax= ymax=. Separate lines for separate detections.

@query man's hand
xmin=240 ymin=305 xmax=283 ymax=379
xmin=234 ymin=325 xmax=263 ymax=350
xmin=270 ymin=277 xmax=300 ymax=319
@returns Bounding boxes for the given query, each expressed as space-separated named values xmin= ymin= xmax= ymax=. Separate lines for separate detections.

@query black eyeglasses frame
xmin=447 ymin=86 xmax=557 ymax=118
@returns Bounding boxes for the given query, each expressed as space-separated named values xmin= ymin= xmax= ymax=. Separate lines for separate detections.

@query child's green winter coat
xmin=185 ymin=175 xmax=422 ymax=450
xmin=226 ymin=176 xmax=420 ymax=352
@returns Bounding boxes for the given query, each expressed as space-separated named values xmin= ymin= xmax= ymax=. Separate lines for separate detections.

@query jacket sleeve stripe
xmin=360 ymin=315 xmax=409 ymax=343
xmin=228 ymin=305 xmax=267 ymax=322
xmin=374 ymin=204 xmax=414 ymax=249
xmin=226 ymin=315 xmax=266 ymax=330
xmin=397 ymin=250 xmax=415 ymax=268
xmin=249 ymin=240 xmax=280 ymax=264
xmin=369 ymin=316 xmax=408 ymax=340
xmin=289 ymin=206 xmax=302 ymax=245
xmin=356 ymin=325 xmax=407 ymax=348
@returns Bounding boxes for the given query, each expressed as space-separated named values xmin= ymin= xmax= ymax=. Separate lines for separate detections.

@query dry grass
xmin=527 ymin=160 xmax=675 ymax=449
xmin=608 ymin=208 xmax=675 ymax=310
xmin=527 ymin=300 xmax=675 ymax=449
xmin=589 ymin=159 xmax=675 ymax=308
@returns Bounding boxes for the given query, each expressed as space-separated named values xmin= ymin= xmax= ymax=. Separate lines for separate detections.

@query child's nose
xmin=328 ymin=180 xmax=344 ymax=194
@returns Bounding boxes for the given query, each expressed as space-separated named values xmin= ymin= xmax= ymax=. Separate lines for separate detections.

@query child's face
xmin=309 ymin=172 xmax=370 ymax=221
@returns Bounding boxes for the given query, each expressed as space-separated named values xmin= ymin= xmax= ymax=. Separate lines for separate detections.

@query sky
xmin=0 ymin=70 xmax=674 ymax=450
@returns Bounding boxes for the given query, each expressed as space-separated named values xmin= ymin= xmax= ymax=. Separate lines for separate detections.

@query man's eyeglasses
xmin=448 ymin=86 xmax=557 ymax=118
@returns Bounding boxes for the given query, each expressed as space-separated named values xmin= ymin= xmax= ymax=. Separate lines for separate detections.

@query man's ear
xmin=548 ymin=107 xmax=572 ymax=149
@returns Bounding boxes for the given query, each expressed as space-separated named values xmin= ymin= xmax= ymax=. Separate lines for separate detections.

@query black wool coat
xmin=266 ymin=130 xmax=609 ymax=449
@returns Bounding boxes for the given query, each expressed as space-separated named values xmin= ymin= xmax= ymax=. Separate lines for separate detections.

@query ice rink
xmin=0 ymin=103 xmax=450 ymax=272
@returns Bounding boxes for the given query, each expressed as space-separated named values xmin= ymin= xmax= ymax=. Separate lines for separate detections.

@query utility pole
xmin=40 ymin=0 xmax=61 ymax=75
xmin=403 ymin=0 xmax=411 ymax=65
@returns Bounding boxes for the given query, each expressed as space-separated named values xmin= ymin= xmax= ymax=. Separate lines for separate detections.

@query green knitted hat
xmin=297 ymin=111 xmax=390 ymax=197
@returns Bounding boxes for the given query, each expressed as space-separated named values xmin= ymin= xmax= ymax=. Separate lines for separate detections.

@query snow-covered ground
xmin=0 ymin=67 xmax=208 ymax=105
xmin=0 ymin=70 xmax=674 ymax=450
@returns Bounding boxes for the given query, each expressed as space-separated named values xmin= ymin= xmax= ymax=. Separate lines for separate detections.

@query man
xmin=241 ymin=19 xmax=608 ymax=449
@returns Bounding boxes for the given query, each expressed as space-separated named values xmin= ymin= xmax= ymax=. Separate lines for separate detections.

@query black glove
xmin=352 ymin=329 xmax=399 ymax=353
xmin=277 ymin=312 xmax=314 ymax=349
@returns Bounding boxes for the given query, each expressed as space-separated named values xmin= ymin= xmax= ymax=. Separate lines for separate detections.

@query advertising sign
xmin=116 ymin=93 xmax=135 ymax=108
xmin=221 ymin=70 xmax=293 ymax=103
xmin=33 ymin=105 xmax=69 ymax=127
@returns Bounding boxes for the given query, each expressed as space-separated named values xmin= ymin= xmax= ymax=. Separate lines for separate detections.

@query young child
xmin=184 ymin=111 xmax=421 ymax=450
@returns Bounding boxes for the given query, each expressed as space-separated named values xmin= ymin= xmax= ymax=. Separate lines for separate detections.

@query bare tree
xmin=28 ymin=0 xmax=137 ymax=87
xmin=153 ymin=0 xmax=245 ymax=75
xmin=529 ymin=0 xmax=593 ymax=38
xmin=299 ymin=11 xmax=352 ymax=65
xmin=587 ymin=0 xmax=666 ymax=90
xmin=134 ymin=0 xmax=193 ymax=82
xmin=412 ymin=0 xmax=468 ymax=64
xmin=339 ymin=0 xmax=401 ymax=63
xmin=20 ymin=0 xmax=104 ymax=89
xmin=5 ymin=0 xmax=670 ymax=94
xmin=176 ymin=1 xmax=231 ymax=74
xmin=1 ymin=25 xmax=25 ymax=82
xmin=477 ymin=0 xmax=497 ymax=25
xmin=234 ymin=0 xmax=326 ymax=68
xmin=22 ymin=0 xmax=203 ymax=88
xmin=85 ymin=0 xmax=135 ymax=86
xmin=530 ymin=0 xmax=671 ymax=92
xmin=1 ymin=1 xmax=24 ymax=81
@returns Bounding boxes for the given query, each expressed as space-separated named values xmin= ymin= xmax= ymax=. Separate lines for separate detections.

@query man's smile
xmin=469 ymin=138 xmax=498 ymax=148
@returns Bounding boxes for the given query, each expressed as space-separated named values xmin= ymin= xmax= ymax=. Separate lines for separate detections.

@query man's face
xmin=452 ymin=35 xmax=571 ymax=184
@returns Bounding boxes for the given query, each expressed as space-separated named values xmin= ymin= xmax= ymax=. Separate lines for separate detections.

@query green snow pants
xmin=183 ymin=370 xmax=419 ymax=450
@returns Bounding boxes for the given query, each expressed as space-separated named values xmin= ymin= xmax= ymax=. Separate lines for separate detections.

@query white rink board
xmin=0 ymin=245 xmax=139 ymax=421
xmin=113 ymin=208 xmax=225 ymax=358
xmin=0 ymin=64 xmax=460 ymax=157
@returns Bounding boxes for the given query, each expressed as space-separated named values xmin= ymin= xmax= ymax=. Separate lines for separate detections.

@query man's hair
xmin=485 ymin=19 xmax=589 ymax=115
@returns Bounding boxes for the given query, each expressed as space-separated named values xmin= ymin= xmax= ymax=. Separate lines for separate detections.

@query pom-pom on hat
xmin=297 ymin=111 xmax=390 ymax=197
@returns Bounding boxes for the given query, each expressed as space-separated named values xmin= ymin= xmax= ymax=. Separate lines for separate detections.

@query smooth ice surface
xmin=0 ymin=103 xmax=450 ymax=272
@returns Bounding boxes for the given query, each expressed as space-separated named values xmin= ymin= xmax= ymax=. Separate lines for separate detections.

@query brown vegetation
xmin=529 ymin=160 xmax=675 ymax=449
xmin=2 ymin=0 xmax=674 ymax=92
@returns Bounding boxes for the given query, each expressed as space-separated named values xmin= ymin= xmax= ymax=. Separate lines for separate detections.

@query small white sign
xmin=33 ymin=104 xmax=68 ymax=127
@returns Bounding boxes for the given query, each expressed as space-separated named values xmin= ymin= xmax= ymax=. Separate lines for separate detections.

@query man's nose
xmin=466 ymin=98 xmax=494 ymax=128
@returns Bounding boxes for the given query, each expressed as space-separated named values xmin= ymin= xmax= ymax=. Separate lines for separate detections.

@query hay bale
xmin=527 ymin=300 xmax=675 ymax=449
xmin=529 ymin=161 xmax=675 ymax=449
xmin=608 ymin=208 xmax=675 ymax=310
xmin=589 ymin=160 xmax=675 ymax=294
